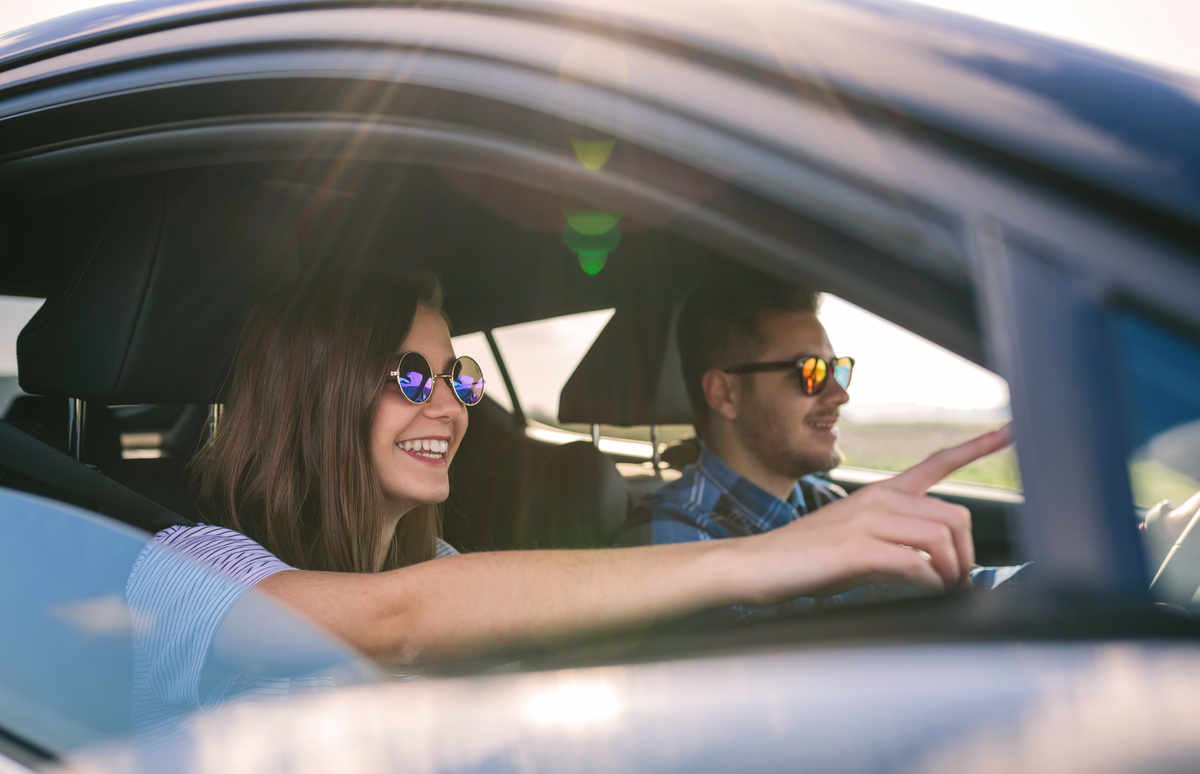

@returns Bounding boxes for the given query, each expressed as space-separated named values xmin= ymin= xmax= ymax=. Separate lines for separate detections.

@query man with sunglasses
xmin=616 ymin=272 xmax=1020 ymax=605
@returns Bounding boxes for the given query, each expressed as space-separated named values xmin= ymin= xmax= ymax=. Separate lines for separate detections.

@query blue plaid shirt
xmin=615 ymin=445 xmax=1022 ymax=611
xmin=617 ymin=445 xmax=847 ymax=545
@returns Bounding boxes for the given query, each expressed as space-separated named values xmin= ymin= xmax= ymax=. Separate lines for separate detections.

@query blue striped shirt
xmin=126 ymin=525 xmax=457 ymax=729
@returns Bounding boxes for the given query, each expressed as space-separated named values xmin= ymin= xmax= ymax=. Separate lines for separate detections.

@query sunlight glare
xmin=523 ymin=677 xmax=624 ymax=728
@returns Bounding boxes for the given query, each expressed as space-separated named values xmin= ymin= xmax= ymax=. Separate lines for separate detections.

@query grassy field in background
xmin=556 ymin=416 xmax=1200 ymax=506
xmin=836 ymin=420 xmax=1021 ymax=489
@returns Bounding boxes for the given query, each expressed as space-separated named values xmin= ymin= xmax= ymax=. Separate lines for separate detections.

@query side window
xmin=471 ymin=296 xmax=1020 ymax=491
xmin=490 ymin=308 xmax=614 ymax=426
xmin=1111 ymin=310 xmax=1200 ymax=508
xmin=486 ymin=308 xmax=693 ymax=459
xmin=0 ymin=295 xmax=44 ymax=412
xmin=449 ymin=331 xmax=513 ymax=414
xmin=1110 ymin=309 xmax=1200 ymax=608
xmin=821 ymin=296 xmax=1019 ymax=489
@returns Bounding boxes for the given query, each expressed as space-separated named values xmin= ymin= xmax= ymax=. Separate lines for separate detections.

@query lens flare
xmin=563 ymin=214 xmax=621 ymax=276
xmin=569 ymin=138 xmax=616 ymax=171
xmin=565 ymin=210 xmax=621 ymax=235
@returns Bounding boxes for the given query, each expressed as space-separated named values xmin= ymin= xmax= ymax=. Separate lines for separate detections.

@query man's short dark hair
xmin=677 ymin=271 xmax=819 ymax=437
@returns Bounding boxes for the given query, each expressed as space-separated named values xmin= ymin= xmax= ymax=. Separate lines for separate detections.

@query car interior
xmin=0 ymin=154 xmax=1021 ymax=570
xmin=13 ymin=34 xmax=1193 ymax=671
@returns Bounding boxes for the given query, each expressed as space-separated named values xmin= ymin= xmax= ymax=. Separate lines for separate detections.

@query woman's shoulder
xmin=149 ymin=523 xmax=294 ymax=584
xmin=155 ymin=522 xmax=244 ymax=543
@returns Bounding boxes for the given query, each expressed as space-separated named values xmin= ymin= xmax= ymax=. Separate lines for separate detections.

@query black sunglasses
xmin=389 ymin=352 xmax=486 ymax=406
xmin=722 ymin=355 xmax=854 ymax=396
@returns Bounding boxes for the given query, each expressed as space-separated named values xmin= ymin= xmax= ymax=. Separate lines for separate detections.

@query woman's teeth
xmin=396 ymin=438 xmax=449 ymax=455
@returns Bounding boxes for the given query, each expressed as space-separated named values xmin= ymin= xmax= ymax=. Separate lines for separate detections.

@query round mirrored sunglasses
xmin=390 ymin=352 xmax=486 ymax=406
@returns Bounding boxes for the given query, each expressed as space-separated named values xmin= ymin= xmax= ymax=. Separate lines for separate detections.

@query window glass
xmin=822 ymin=296 xmax=1019 ymax=489
xmin=450 ymin=331 xmax=513 ymax=413
xmin=0 ymin=295 xmax=43 ymax=412
xmin=0 ymin=488 xmax=373 ymax=757
xmin=487 ymin=295 xmax=1018 ymax=490
xmin=1110 ymin=309 xmax=1200 ymax=608
xmin=1111 ymin=310 xmax=1200 ymax=507
xmin=491 ymin=308 xmax=614 ymax=425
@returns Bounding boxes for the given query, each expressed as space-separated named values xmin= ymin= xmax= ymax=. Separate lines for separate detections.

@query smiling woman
xmin=192 ymin=270 xmax=453 ymax=572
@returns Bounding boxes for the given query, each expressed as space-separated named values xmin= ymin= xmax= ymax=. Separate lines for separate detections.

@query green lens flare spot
xmin=570 ymin=138 xmax=616 ymax=171
xmin=576 ymin=249 xmax=609 ymax=275
xmin=563 ymin=220 xmax=622 ymax=276
xmin=564 ymin=211 xmax=620 ymax=235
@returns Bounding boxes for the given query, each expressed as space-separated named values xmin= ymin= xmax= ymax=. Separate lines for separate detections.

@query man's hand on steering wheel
xmin=1143 ymin=490 xmax=1200 ymax=605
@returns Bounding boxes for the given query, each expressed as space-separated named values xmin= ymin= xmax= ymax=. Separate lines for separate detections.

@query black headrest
xmin=557 ymin=299 xmax=693 ymax=427
xmin=15 ymin=173 xmax=335 ymax=403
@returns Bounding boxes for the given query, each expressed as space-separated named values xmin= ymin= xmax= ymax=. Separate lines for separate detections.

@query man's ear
xmin=701 ymin=368 xmax=739 ymax=422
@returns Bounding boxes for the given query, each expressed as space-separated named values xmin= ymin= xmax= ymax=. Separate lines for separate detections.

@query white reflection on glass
xmin=50 ymin=594 xmax=148 ymax=636
xmin=523 ymin=677 xmax=623 ymax=728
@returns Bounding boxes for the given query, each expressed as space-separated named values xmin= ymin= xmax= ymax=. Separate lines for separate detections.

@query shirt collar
xmin=695 ymin=443 xmax=807 ymax=532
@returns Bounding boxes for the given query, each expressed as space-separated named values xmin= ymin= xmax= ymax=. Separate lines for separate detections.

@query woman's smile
xmin=395 ymin=436 xmax=451 ymax=465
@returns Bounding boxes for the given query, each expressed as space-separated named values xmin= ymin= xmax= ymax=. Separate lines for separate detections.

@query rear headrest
xmin=557 ymin=299 xmax=693 ymax=426
xmin=16 ymin=174 xmax=333 ymax=403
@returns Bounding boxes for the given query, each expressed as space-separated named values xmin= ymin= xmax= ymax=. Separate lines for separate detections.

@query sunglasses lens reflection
xmin=833 ymin=357 xmax=853 ymax=389
xmin=397 ymin=352 xmax=434 ymax=403
xmin=452 ymin=356 xmax=486 ymax=406
xmin=801 ymin=357 xmax=827 ymax=395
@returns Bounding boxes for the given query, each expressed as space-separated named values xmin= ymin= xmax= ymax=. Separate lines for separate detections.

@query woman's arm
xmin=250 ymin=426 xmax=1009 ymax=662
xmin=256 ymin=540 xmax=736 ymax=662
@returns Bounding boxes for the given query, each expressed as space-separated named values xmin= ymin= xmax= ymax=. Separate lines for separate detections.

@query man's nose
xmin=822 ymin=377 xmax=850 ymax=405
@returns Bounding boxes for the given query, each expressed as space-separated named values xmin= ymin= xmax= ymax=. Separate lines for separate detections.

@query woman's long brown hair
xmin=192 ymin=271 xmax=444 ymax=572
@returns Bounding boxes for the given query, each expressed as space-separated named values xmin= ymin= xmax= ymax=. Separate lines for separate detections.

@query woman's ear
xmin=701 ymin=368 xmax=739 ymax=423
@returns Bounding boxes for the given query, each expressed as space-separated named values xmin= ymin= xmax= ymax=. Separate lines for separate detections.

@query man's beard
xmin=742 ymin=413 xmax=844 ymax=478
xmin=787 ymin=443 xmax=843 ymax=476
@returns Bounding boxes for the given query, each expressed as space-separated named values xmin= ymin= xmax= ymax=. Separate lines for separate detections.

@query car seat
xmin=11 ymin=173 xmax=313 ymax=532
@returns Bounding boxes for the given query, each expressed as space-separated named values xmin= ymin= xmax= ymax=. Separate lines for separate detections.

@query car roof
xmin=2 ymin=0 xmax=1198 ymax=231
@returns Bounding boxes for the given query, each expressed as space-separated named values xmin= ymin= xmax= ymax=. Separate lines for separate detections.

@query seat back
xmin=525 ymin=441 xmax=632 ymax=548
xmin=0 ymin=420 xmax=193 ymax=534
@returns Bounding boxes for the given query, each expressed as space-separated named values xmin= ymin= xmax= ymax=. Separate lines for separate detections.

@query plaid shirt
xmin=615 ymin=444 xmax=1021 ymax=610
xmin=617 ymin=445 xmax=847 ymax=546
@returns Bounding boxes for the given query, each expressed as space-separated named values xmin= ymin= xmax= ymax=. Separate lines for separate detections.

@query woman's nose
xmin=424 ymin=378 xmax=464 ymax=417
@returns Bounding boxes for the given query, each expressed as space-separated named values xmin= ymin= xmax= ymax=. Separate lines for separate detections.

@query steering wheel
xmin=1144 ymin=491 xmax=1200 ymax=609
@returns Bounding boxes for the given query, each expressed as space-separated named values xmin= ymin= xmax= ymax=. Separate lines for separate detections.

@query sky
xmin=910 ymin=0 xmax=1200 ymax=78
xmin=1 ymin=0 xmax=1195 ymax=421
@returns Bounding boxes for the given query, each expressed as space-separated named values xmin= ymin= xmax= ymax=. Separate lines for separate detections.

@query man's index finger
xmin=881 ymin=425 xmax=1013 ymax=495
